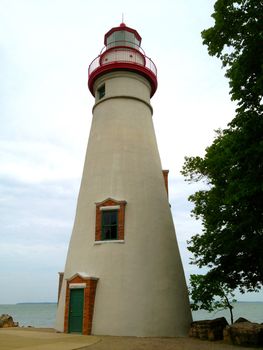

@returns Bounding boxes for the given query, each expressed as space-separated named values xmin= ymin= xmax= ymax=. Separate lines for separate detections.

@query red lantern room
xmin=88 ymin=23 xmax=157 ymax=97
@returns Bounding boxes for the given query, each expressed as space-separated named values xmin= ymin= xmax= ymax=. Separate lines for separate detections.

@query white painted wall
xmin=56 ymin=71 xmax=192 ymax=336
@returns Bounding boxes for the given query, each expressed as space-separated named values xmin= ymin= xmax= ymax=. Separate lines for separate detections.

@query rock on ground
xmin=189 ymin=317 xmax=228 ymax=341
xmin=0 ymin=314 xmax=18 ymax=328
xmin=224 ymin=321 xmax=263 ymax=347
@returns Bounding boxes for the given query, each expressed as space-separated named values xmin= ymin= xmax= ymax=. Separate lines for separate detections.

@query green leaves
xmin=189 ymin=274 xmax=236 ymax=323
xmin=184 ymin=119 xmax=263 ymax=290
xmin=182 ymin=0 xmax=263 ymax=293
xmin=202 ymin=0 xmax=263 ymax=113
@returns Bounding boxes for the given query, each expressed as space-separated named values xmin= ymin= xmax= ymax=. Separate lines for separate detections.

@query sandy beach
xmin=1 ymin=328 xmax=263 ymax=350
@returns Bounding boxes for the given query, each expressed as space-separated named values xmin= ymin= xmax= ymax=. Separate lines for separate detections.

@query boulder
xmin=224 ymin=321 xmax=263 ymax=347
xmin=235 ymin=317 xmax=250 ymax=323
xmin=0 ymin=314 xmax=18 ymax=328
xmin=189 ymin=317 xmax=228 ymax=341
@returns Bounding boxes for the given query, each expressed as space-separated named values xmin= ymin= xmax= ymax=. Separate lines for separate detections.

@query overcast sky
xmin=1 ymin=0 xmax=262 ymax=304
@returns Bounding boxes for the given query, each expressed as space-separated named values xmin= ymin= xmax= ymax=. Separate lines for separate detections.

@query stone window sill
xmin=94 ymin=240 xmax=125 ymax=245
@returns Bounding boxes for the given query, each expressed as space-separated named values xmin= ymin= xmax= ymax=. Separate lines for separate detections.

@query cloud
xmin=0 ymin=138 xmax=85 ymax=182
xmin=0 ymin=173 xmax=76 ymax=303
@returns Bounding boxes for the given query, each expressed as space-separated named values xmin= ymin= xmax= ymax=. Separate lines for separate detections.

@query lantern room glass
xmin=106 ymin=30 xmax=140 ymax=49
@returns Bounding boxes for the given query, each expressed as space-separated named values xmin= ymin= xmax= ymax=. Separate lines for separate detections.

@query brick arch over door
xmin=64 ymin=273 xmax=99 ymax=335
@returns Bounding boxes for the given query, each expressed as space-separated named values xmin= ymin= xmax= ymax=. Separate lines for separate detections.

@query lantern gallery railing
xmin=88 ymin=47 xmax=157 ymax=78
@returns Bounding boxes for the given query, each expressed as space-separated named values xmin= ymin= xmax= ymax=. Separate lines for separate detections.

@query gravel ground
xmin=80 ymin=335 xmax=263 ymax=350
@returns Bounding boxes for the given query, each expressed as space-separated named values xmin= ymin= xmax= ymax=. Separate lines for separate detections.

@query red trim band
xmin=88 ymin=62 xmax=158 ymax=97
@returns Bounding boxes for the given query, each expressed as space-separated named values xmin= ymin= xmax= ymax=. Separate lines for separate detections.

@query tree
xmin=189 ymin=274 xmax=236 ymax=324
xmin=182 ymin=0 xmax=263 ymax=292
xmin=201 ymin=0 xmax=263 ymax=114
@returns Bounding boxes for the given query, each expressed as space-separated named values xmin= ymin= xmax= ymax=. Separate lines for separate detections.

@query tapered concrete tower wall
xmin=56 ymin=23 xmax=192 ymax=337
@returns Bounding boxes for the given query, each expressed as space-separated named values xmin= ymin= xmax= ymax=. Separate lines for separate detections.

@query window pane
xmin=102 ymin=211 xmax=110 ymax=225
xmin=110 ymin=211 xmax=117 ymax=224
xmin=101 ymin=210 xmax=118 ymax=240
xmin=97 ymin=84 xmax=105 ymax=99
xmin=125 ymin=31 xmax=135 ymax=46
xmin=115 ymin=31 xmax=125 ymax=42
xmin=110 ymin=225 xmax=117 ymax=239
xmin=102 ymin=227 xmax=110 ymax=240
xmin=107 ymin=34 xmax=115 ymax=44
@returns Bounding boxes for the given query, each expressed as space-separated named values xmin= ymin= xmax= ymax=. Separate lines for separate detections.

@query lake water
xmin=0 ymin=303 xmax=56 ymax=328
xmin=192 ymin=301 xmax=263 ymax=324
xmin=0 ymin=302 xmax=262 ymax=328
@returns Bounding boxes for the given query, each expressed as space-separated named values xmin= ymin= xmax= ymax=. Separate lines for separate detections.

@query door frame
xmin=64 ymin=273 xmax=99 ymax=335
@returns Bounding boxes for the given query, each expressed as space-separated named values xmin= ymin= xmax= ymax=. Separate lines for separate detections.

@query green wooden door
xmin=68 ymin=288 xmax=84 ymax=333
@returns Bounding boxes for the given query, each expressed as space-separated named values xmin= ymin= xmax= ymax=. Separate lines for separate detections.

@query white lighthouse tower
xmin=56 ymin=22 xmax=192 ymax=337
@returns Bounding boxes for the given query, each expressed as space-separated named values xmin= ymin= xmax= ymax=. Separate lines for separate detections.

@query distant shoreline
xmin=15 ymin=302 xmax=56 ymax=305
xmin=0 ymin=300 xmax=260 ymax=305
xmin=0 ymin=301 xmax=263 ymax=306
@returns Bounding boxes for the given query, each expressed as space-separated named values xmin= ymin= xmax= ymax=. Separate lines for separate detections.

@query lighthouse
xmin=56 ymin=22 xmax=192 ymax=337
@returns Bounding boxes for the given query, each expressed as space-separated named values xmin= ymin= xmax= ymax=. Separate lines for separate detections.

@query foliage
xmin=201 ymin=0 xmax=263 ymax=114
xmin=182 ymin=0 xmax=263 ymax=293
xmin=189 ymin=274 xmax=236 ymax=323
